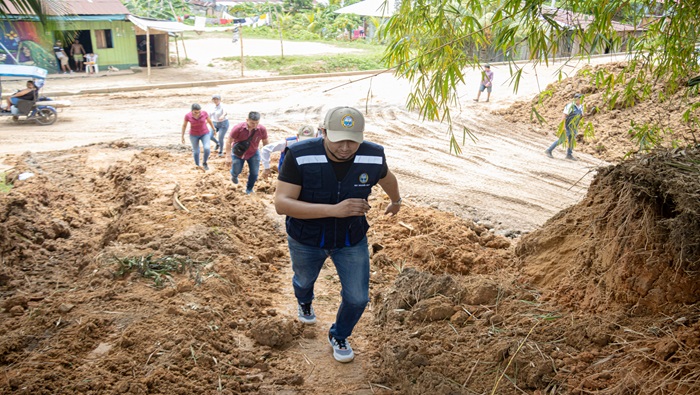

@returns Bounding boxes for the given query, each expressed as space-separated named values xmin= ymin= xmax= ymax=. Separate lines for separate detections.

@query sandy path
xmin=0 ymin=39 xmax=624 ymax=234
xmin=180 ymin=37 xmax=361 ymax=64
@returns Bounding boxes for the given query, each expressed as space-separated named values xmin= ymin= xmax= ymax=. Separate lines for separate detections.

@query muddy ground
xmin=1 ymin=39 xmax=699 ymax=394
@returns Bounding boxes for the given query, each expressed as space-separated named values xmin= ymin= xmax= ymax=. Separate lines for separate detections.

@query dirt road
xmin=0 ymin=39 xmax=622 ymax=234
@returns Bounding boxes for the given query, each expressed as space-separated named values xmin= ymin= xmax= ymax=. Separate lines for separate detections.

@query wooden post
xmin=174 ymin=33 xmax=181 ymax=65
xmin=277 ymin=11 xmax=284 ymax=59
xmin=181 ymin=31 xmax=188 ymax=60
xmin=239 ymin=24 xmax=244 ymax=77
xmin=146 ymin=27 xmax=151 ymax=83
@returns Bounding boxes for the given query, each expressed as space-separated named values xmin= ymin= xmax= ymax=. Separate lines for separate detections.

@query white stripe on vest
xmin=354 ymin=155 xmax=383 ymax=165
xmin=296 ymin=155 xmax=328 ymax=165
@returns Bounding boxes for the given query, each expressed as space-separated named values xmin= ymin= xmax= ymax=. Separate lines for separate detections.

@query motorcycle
xmin=0 ymin=65 xmax=61 ymax=125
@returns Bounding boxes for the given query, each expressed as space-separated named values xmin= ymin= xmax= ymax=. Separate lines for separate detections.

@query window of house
xmin=95 ymin=29 xmax=114 ymax=49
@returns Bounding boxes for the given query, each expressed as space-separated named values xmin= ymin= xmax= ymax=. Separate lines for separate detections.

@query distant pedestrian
xmin=224 ymin=111 xmax=269 ymax=194
xmin=473 ymin=64 xmax=493 ymax=102
xmin=260 ymin=124 xmax=318 ymax=179
xmin=545 ymin=93 xmax=584 ymax=161
xmin=70 ymin=40 xmax=86 ymax=72
xmin=53 ymin=40 xmax=71 ymax=74
xmin=209 ymin=94 xmax=228 ymax=157
xmin=181 ymin=103 xmax=216 ymax=170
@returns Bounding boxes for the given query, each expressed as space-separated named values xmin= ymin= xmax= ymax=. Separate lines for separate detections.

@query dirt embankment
xmin=496 ymin=62 xmax=700 ymax=162
xmin=1 ymin=141 xmax=698 ymax=394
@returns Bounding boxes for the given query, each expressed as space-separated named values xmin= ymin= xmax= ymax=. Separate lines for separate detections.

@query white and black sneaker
xmin=328 ymin=331 xmax=354 ymax=363
xmin=297 ymin=302 xmax=316 ymax=324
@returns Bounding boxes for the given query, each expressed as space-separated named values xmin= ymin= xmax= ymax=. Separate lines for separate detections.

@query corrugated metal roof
xmin=3 ymin=0 xmax=129 ymax=16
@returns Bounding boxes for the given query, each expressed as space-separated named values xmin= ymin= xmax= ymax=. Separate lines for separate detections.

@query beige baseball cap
xmin=323 ymin=107 xmax=364 ymax=143
xmin=297 ymin=125 xmax=316 ymax=141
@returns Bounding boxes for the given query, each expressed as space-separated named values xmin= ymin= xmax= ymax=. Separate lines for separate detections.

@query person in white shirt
xmin=85 ymin=53 xmax=98 ymax=74
xmin=210 ymin=94 xmax=228 ymax=157
xmin=261 ymin=124 xmax=318 ymax=178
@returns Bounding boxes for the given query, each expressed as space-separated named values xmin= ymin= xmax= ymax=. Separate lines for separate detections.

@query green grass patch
xmin=113 ymin=254 xmax=207 ymax=288
xmin=0 ymin=172 xmax=12 ymax=193
xmin=222 ymin=51 xmax=387 ymax=75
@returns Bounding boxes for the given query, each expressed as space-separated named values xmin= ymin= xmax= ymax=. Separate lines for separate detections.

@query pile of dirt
xmin=496 ymin=62 xmax=700 ymax=162
xmin=0 ymin=146 xmax=299 ymax=394
xmin=1 ymin=142 xmax=699 ymax=394
xmin=517 ymin=146 xmax=700 ymax=313
xmin=364 ymin=147 xmax=699 ymax=395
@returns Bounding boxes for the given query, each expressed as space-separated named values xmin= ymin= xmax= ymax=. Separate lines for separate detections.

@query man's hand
xmin=384 ymin=202 xmax=401 ymax=216
xmin=262 ymin=168 xmax=271 ymax=179
xmin=181 ymin=136 xmax=185 ymax=144
xmin=334 ymin=198 xmax=371 ymax=218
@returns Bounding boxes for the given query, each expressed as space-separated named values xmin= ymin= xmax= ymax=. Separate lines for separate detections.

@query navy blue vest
xmin=285 ymin=139 xmax=385 ymax=248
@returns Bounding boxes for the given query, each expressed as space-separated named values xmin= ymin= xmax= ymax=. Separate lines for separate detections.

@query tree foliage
xmin=121 ymin=0 xmax=189 ymax=20
xmin=380 ymin=0 xmax=700 ymax=153
xmin=283 ymin=0 xmax=313 ymax=14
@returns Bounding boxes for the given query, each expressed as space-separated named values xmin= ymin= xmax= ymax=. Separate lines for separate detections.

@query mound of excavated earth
xmin=1 ymin=140 xmax=698 ymax=393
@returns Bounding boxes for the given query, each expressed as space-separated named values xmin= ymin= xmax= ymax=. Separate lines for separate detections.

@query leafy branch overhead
xmin=380 ymin=0 xmax=700 ymax=153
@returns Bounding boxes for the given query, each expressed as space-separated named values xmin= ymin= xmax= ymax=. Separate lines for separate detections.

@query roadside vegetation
xmin=222 ymin=50 xmax=385 ymax=75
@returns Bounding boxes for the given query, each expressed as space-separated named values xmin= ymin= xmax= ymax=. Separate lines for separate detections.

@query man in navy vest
xmin=274 ymin=106 xmax=402 ymax=363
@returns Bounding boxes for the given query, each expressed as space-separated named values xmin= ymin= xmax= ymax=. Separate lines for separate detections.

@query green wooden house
xmin=1 ymin=0 xmax=139 ymax=73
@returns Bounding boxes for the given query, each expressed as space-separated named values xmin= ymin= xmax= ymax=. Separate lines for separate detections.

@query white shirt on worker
xmin=261 ymin=137 xmax=300 ymax=170
xmin=210 ymin=103 xmax=227 ymax=122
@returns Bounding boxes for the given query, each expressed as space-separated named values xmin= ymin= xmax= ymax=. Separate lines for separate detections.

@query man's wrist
xmin=392 ymin=198 xmax=402 ymax=206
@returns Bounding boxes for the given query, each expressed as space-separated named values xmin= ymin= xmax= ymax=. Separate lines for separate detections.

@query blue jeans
xmin=288 ymin=235 xmax=370 ymax=340
xmin=189 ymin=133 xmax=211 ymax=166
xmin=213 ymin=120 xmax=229 ymax=154
xmin=231 ymin=150 xmax=260 ymax=191
xmin=547 ymin=126 xmax=576 ymax=156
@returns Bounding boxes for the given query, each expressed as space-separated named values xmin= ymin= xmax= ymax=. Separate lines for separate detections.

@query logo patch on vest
xmin=342 ymin=115 xmax=354 ymax=128
xmin=359 ymin=173 xmax=369 ymax=183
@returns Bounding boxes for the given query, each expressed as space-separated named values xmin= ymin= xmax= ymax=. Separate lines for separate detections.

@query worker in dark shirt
xmin=274 ymin=106 xmax=402 ymax=363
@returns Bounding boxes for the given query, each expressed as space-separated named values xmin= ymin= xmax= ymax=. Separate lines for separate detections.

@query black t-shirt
xmin=278 ymin=148 xmax=388 ymax=185
xmin=15 ymin=89 xmax=36 ymax=101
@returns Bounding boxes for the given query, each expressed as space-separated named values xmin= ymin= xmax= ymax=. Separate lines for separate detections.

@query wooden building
xmin=0 ymin=0 xmax=139 ymax=73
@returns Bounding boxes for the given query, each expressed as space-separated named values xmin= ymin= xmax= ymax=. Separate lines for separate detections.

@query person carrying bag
xmin=225 ymin=111 xmax=269 ymax=194
xmin=233 ymin=129 xmax=256 ymax=157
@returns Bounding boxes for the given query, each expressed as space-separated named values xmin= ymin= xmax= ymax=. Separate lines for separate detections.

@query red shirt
xmin=230 ymin=121 xmax=268 ymax=159
xmin=184 ymin=111 xmax=210 ymax=136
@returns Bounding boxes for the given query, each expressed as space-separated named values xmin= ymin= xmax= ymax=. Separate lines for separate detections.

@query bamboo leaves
xmin=382 ymin=0 xmax=700 ymax=154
